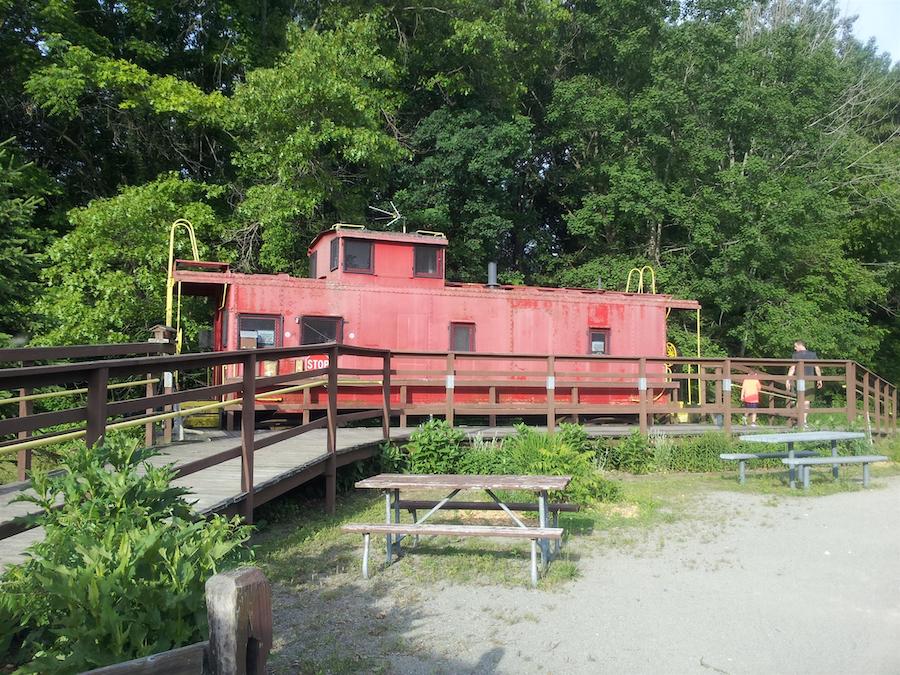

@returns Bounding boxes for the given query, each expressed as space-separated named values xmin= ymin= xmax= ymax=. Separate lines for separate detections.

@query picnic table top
xmin=355 ymin=473 xmax=572 ymax=491
xmin=738 ymin=431 xmax=865 ymax=443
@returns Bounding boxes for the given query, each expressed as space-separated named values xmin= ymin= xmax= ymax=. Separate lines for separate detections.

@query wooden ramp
xmin=0 ymin=427 xmax=409 ymax=568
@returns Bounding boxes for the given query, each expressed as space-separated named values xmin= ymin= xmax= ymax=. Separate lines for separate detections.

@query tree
xmin=33 ymin=174 xmax=225 ymax=346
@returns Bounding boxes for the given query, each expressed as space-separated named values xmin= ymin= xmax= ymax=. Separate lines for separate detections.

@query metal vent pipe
xmin=487 ymin=262 xmax=498 ymax=286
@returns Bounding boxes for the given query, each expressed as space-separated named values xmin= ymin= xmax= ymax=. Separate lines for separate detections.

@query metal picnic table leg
xmin=788 ymin=442 xmax=796 ymax=488
xmin=385 ymin=490 xmax=393 ymax=565
xmin=831 ymin=439 xmax=839 ymax=480
xmin=393 ymin=488 xmax=402 ymax=557
xmin=553 ymin=510 xmax=560 ymax=555
xmin=539 ymin=490 xmax=549 ymax=570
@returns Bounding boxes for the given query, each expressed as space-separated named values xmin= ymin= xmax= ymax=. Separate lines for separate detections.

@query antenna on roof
xmin=368 ymin=201 xmax=405 ymax=232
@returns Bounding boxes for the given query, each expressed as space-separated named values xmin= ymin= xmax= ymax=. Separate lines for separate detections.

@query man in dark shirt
xmin=787 ymin=340 xmax=822 ymax=427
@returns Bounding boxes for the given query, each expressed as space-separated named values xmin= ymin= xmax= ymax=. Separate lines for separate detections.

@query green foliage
xmin=0 ymin=138 xmax=51 ymax=335
xmin=32 ymin=174 xmax=226 ymax=346
xmin=603 ymin=431 xmax=655 ymax=474
xmin=229 ymin=18 xmax=407 ymax=274
xmin=400 ymin=421 xmax=621 ymax=504
xmin=405 ymin=418 xmax=467 ymax=474
xmin=0 ymin=434 xmax=252 ymax=672
xmin=654 ymin=433 xmax=736 ymax=473
xmin=0 ymin=0 xmax=898 ymax=380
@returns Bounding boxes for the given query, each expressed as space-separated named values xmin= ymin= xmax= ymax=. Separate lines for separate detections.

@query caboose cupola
xmin=307 ymin=224 xmax=448 ymax=287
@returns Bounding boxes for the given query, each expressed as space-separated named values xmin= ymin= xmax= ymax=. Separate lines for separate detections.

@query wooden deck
xmin=0 ymin=421 xmax=779 ymax=568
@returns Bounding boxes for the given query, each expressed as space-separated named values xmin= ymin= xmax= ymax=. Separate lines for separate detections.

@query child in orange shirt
xmin=741 ymin=371 xmax=762 ymax=426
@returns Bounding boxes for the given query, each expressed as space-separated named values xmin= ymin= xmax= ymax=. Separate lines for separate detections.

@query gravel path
xmin=270 ymin=477 xmax=900 ymax=674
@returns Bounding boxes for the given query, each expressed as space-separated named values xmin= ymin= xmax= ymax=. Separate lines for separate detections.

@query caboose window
xmin=308 ymin=251 xmax=317 ymax=278
xmin=344 ymin=239 xmax=373 ymax=273
xmin=589 ymin=329 xmax=609 ymax=355
xmin=414 ymin=246 xmax=441 ymax=278
xmin=450 ymin=323 xmax=475 ymax=352
xmin=239 ymin=316 xmax=281 ymax=349
xmin=330 ymin=239 xmax=339 ymax=271
xmin=301 ymin=316 xmax=343 ymax=345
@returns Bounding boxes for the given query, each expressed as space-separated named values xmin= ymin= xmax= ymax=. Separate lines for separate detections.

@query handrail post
xmin=795 ymin=360 xmax=807 ymax=428
xmin=16 ymin=360 xmax=33 ymax=481
xmin=446 ymin=353 xmax=455 ymax=427
xmin=638 ymin=357 xmax=648 ymax=434
xmin=382 ymin=351 xmax=391 ymax=439
xmin=325 ymin=344 xmax=339 ymax=515
xmin=723 ymin=358 xmax=732 ymax=434
xmin=845 ymin=361 xmax=856 ymax=426
xmin=892 ymin=385 xmax=897 ymax=434
xmin=86 ymin=367 xmax=109 ymax=448
xmin=241 ymin=353 xmax=256 ymax=523
xmin=144 ymin=372 xmax=155 ymax=448
xmin=546 ymin=356 xmax=556 ymax=432
xmin=862 ymin=370 xmax=870 ymax=429
xmin=205 ymin=567 xmax=272 ymax=674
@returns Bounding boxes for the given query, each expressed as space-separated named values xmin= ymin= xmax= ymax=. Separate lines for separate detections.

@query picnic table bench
xmin=720 ymin=451 xmax=818 ymax=484
xmin=735 ymin=431 xmax=868 ymax=488
xmin=783 ymin=455 xmax=888 ymax=490
xmin=343 ymin=473 xmax=571 ymax=586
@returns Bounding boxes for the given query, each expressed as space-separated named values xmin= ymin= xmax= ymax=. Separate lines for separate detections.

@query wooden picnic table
xmin=739 ymin=431 xmax=865 ymax=488
xmin=354 ymin=473 xmax=572 ymax=577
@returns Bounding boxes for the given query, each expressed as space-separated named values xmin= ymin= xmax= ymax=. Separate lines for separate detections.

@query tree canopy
xmin=1 ymin=0 xmax=898 ymax=378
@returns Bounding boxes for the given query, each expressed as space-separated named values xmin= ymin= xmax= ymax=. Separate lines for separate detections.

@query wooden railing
xmin=0 ymin=345 xmax=895 ymax=537
xmin=0 ymin=343 xmax=392 ymax=532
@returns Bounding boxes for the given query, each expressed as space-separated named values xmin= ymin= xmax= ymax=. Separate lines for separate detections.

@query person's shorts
xmin=743 ymin=402 xmax=758 ymax=408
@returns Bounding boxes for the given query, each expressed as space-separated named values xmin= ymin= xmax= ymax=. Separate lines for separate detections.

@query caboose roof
xmin=307 ymin=226 xmax=448 ymax=253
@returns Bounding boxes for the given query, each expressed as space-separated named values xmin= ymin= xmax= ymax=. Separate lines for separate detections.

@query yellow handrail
xmin=0 ymin=378 xmax=382 ymax=456
xmin=0 ymin=379 xmax=159 ymax=406
xmin=626 ymin=266 xmax=657 ymax=294
xmin=164 ymin=219 xmax=200 ymax=355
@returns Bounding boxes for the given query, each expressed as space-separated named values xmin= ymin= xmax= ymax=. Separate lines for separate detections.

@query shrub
xmin=0 ymin=434 xmax=252 ymax=673
xmin=662 ymin=433 xmax=734 ymax=472
xmin=405 ymin=418 xmax=466 ymax=474
xmin=489 ymin=425 xmax=622 ymax=504
xmin=606 ymin=430 xmax=655 ymax=474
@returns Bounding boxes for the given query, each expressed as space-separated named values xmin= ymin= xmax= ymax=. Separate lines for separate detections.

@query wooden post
xmin=144 ymin=373 xmax=155 ymax=448
xmin=845 ymin=361 xmax=856 ymax=426
xmin=399 ymin=385 xmax=407 ymax=428
xmin=862 ymin=371 xmax=870 ymax=429
xmin=891 ymin=386 xmax=897 ymax=434
xmin=16 ymin=360 xmax=33 ymax=480
xmin=205 ymin=567 xmax=272 ymax=675
xmin=796 ymin=360 xmax=806 ymax=428
xmin=638 ymin=357 xmax=648 ymax=434
xmin=241 ymin=354 xmax=256 ymax=523
xmin=86 ymin=367 xmax=109 ymax=448
xmin=382 ymin=353 xmax=391 ymax=439
xmin=572 ymin=386 xmax=580 ymax=425
xmin=302 ymin=386 xmax=310 ymax=425
xmin=723 ymin=358 xmax=732 ymax=434
xmin=488 ymin=386 xmax=497 ymax=427
xmin=546 ymin=356 xmax=556 ymax=432
xmin=162 ymin=369 xmax=174 ymax=444
xmin=325 ymin=344 xmax=338 ymax=515
xmin=713 ymin=366 xmax=723 ymax=427
xmin=446 ymin=353 xmax=455 ymax=427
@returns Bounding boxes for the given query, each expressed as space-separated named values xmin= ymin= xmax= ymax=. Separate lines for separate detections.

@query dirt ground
xmin=268 ymin=476 xmax=900 ymax=674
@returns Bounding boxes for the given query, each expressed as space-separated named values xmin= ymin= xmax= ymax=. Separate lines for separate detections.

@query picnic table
xmin=738 ymin=431 xmax=866 ymax=488
xmin=347 ymin=473 xmax=572 ymax=585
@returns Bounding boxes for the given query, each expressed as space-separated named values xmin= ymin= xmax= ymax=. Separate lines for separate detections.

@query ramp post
xmin=241 ymin=353 xmax=256 ymax=523
xmin=325 ymin=344 xmax=338 ymax=515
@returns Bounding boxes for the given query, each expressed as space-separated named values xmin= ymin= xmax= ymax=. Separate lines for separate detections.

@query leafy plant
xmin=605 ymin=431 xmax=655 ymax=474
xmin=405 ymin=418 xmax=467 ymax=474
xmin=0 ymin=434 xmax=252 ymax=673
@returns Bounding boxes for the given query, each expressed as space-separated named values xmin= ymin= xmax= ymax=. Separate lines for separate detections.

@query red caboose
xmin=173 ymin=224 xmax=700 ymax=417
